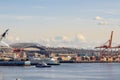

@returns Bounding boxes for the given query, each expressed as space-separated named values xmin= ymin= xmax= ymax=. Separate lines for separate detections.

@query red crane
xmin=95 ymin=31 xmax=113 ymax=49
xmin=111 ymin=45 xmax=120 ymax=56
xmin=95 ymin=31 xmax=114 ymax=56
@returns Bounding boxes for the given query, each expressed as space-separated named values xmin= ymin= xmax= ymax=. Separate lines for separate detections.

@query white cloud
xmin=73 ymin=34 xmax=86 ymax=42
xmin=3 ymin=34 xmax=102 ymax=49
xmin=15 ymin=37 xmax=20 ymax=41
xmin=54 ymin=35 xmax=70 ymax=42
xmin=38 ymin=34 xmax=90 ymax=48
xmin=98 ymin=21 xmax=110 ymax=25
xmin=94 ymin=16 xmax=112 ymax=26
xmin=95 ymin=16 xmax=103 ymax=20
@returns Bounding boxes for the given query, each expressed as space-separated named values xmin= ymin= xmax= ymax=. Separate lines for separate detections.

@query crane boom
xmin=0 ymin=29 xmax=9 ymax=41
xmin=108 ymin=31 xmax=113 ymax=48
xmin=95 ymin=31 xmax=114 ymax=49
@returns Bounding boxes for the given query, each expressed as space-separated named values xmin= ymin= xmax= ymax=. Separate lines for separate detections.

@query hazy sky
xmin=0 ymin=0 xmax=120 ymax=48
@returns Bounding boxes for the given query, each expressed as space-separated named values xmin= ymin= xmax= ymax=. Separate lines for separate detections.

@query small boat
xmin=35 ymin=62 xmax=51 ymax=68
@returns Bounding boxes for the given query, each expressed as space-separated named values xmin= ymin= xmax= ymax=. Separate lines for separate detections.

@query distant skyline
xmin=0 ymin=0 xmax=120 ymax=48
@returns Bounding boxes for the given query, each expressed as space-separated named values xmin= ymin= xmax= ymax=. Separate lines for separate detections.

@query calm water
xmin=0 ymin=63 xmax=120 ymax=80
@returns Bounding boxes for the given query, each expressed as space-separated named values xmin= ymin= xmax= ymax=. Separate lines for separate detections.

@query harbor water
xmin=0 ymin=63 xmax=120 ymax=80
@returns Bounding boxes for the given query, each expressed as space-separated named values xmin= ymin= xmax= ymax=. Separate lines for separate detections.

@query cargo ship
xmin=0 ymin=60 xmax=31 ymax=66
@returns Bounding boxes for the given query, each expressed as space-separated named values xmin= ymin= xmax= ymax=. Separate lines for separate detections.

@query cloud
xmin=54 ymin=35 xmax=70 ymax=42
xmin=73 ymin=34 xmax=86 ymax=42
xmin=94 ymin=16 xmax=111 ymax=26
xmin=53 ymin=34 xmax=86 ymax=45
xmin=15 ymin=37 xmax=20 ymax=41
xmin=98 ymin=21 xmax=110 ymax=25
xmin=38 ymin=34 xmax=90 ymax=48
xmin=95 ymin=16 xmax=103 ymax=20
xmin=3 ymin=34 xmax=99 ymax=49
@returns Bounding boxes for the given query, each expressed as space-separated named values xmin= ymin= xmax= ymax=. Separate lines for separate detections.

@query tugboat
xmin=35 ymin=62 xmax=51 ymax=68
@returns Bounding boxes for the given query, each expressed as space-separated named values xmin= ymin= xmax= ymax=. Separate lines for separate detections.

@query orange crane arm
xmin=95 ymin=31 xmax=114 ymax=49
xmin=108 ymin=31 xmax=113 ymax=48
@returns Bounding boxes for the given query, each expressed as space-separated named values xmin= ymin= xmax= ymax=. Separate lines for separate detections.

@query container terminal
xmin=0 ymin=29 xmax=120 ymax=66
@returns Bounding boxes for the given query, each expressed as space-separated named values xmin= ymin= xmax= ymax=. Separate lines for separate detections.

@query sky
xmin=0 ymin=0 xmax=120 ymax=49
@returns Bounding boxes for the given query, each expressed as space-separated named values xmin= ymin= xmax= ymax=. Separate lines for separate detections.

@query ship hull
xmin=0 ymin=61 xmax=31 ymax=66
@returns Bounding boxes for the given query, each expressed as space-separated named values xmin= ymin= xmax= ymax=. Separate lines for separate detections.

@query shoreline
xmin=59 ymin=60 xmax=120 ymax=63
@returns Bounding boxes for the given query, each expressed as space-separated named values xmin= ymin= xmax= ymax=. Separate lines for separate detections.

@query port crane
xmin=95 ymin=31 xmax=114 ymax=56
xmin=0 ymin=29 xmax=10 ymax=48
xmin=0 ymin=29 xmax=9 ymax=41
xmin=111 ymin=43 xmax=120 ymax=56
